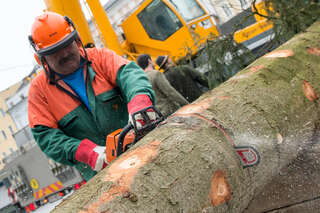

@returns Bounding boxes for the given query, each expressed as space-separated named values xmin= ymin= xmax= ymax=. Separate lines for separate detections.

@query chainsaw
xmin=105 ymin=106 xmax=164 ymax=163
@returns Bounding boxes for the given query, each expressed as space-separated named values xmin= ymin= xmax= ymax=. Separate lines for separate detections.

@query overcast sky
xmin=0 ymin=1 xmax=45 ymax=92
xmin=0 ymin=0 xmax=109 ymax=92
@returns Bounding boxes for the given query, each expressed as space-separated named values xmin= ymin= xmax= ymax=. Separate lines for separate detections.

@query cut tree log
xmin=53 ymin=21 xmax=320 ymax=213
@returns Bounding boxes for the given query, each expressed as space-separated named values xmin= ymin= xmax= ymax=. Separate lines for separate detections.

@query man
xmin=28 ymin=12 xmax=155 ymax=181
xmin=137 ymin=54 xmax=189 ymax=117
xmin=156 ymin=55 xmax=209 ymax=103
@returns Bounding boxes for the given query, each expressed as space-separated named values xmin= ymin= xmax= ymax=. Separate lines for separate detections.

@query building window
xmin=137 ymin=0 xmax=183 ymax=41
xmin=0 ymin=108 xmax=4 ymax=117
xmin=10 ymin=148 xmax=14 ymax=153
xmin=222 ymin=3 xmax=233 ymax=17
xmin=8 ymin=126 xmax=14 ymax=135
xmin=2 ymin=152 xmax=6 ymax=157
xmin=1 ymin=130 xmax=7 ymax=140
xmin=239 ymin=0 xmax=250 ymax=9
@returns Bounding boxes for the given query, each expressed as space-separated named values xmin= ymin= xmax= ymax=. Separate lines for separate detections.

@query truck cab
xmin=121 ymin=0 xmax=219 ymax=60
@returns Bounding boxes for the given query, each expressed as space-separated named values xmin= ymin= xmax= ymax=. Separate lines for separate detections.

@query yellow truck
xmin=233 ymin=0 xmax=273 ymax=51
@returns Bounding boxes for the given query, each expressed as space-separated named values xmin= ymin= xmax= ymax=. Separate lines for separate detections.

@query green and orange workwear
xmin=28 ymin=48 xmax=155 ymax=181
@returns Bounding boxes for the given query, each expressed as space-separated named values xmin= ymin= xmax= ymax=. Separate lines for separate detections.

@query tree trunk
xmin=53 ymin=21 xmax=320 ymax=213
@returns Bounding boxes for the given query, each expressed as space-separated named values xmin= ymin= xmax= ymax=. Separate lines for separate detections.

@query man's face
xmin=45 ymin=41 xmax=81 ymax=75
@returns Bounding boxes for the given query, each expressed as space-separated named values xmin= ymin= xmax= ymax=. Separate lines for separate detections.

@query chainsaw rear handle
xmin=116 ymin=106 xmax=164 ymax=157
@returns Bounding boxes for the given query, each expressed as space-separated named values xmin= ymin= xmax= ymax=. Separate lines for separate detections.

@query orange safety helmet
xmin=28 ymin=12 xmax=88 ymax=84
xmin=28 ymin=11 xmax=79 ymax=57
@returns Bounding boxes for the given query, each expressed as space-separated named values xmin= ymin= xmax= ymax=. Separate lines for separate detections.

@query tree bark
xmin=53 ymin=21 xmax=320 ymax=213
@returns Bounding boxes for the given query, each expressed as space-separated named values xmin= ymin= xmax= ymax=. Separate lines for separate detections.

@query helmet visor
xmin=37 ymin=30 xmax=78 ymax=56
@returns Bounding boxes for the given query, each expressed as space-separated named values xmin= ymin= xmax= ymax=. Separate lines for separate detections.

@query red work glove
xmin=75 ymin=139 xmax=108 ymax=172
xmin=127 ymin=94 xmax=156 ymax=129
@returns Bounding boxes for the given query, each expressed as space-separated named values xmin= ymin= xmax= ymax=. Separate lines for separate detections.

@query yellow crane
xmin=43 ymin=0 xmax=272 ymax=61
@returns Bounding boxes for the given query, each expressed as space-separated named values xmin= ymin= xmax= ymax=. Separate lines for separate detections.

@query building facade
xmin=0 ymin=66 xmax=40 ymax=170
xmin=6 ymin=81 xmax=32 ymax=149
xmin=104 ymin=0 xmax=143 ymax=27
xmin=88 ymin=0 xmax=143 ymax=48
xmin=0 ymin=84 xmax=20 ymax=170
xmin=207 ymin=0 xmax=252 ymax=24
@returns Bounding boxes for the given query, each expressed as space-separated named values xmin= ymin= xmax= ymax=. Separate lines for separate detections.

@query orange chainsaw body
xmin=105 ymin=129 xmax=135 ymax=163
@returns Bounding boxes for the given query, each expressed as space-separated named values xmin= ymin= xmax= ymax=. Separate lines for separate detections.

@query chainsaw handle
xmin=116 ymin=106 xmax=164 ymax=157
xmin=116 ymin=124 xmax=134 ymax=156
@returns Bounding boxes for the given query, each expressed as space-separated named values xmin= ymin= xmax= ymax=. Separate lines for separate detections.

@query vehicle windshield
xmin=168 ymin=0 xmax=205 ymax=22
xmin=137 ymin=0 xmax=183 ymax=41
